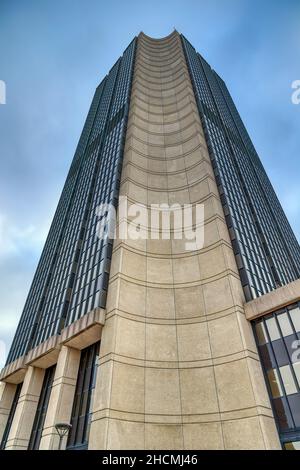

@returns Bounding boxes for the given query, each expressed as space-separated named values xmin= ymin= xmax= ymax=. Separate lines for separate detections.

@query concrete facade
xmin=245 ymin=278 xmax=300 ymax=321
xmin=0 ymin=309 xmax=104 ymax=450
xmin=5 ymin=366 xmax=45 ymax=449
xmin=88 ymin=32 xmax=280 ymax=450
xmin=1 ymin=31 xmax=296 ymax=450
xmin=0 ymin=382 xmax=17 ymax=443
xmin=38 ymin=346 xmax=81 ymax=450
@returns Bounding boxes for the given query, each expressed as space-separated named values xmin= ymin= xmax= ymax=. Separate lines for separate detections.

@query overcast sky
xmin=0 ymin=0 xmax=299 ymax=366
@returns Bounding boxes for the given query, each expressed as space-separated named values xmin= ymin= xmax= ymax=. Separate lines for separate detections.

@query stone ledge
xmin=244 ymin=278 xmax=300 ymax=320
xmin=0 ymin=308 xmax=106 ymax=382
xmin=0 ymin=356 xmax=27 ymax=384
xmin=60 ymin=308 xmax=105 ymax=350
xmin=25 ymin=334 xmax=61 ymax=369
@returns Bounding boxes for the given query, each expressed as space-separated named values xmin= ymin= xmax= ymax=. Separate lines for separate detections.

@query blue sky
xmin=0 ymin=0 xmax=299 ymax=364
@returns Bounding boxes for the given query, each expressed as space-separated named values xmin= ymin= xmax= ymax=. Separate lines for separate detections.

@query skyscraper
xmin=0 ymin=31 xmax=300 ymax=450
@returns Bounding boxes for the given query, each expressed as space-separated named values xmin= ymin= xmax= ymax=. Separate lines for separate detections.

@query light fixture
xmin=54 ymin=422 xmax=72 ymax=450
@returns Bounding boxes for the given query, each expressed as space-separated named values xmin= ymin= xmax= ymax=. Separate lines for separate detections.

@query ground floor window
xmin=254 ymin=304 xmax=300 ymax=448
xmin=66 ymin=341 xmax=100 ymax=450
xmin=0 ymin=382 xmax=22 ymax=449
xmin=28 ymin=364 xmax=56 ymax=450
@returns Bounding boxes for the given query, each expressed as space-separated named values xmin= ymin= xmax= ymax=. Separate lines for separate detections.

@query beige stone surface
xmin=145 ymin=424 xmax=183 ymax=450
xmin=0 ymin=355 xmax=27 ymax=384
xmin=39 ymin=346 xmax=80 ymax=450
xmin=0 ymin=382 xmax=17 ymax=443
xmin=214 ymin=359 xmax=256 ymax=412
xmin=25 ymin=335 xmax=60 ymax=369
xmin=111 ymin=362 xmax=145 ymax=414
xmin=107 ymin=420 xmax=145 ymax=450
xmin=2 ymin=31 xmax=281 ymax=451
xmin=5 ymin=366 xmax=45 ymax=449
xmin=89 ymin=31 xmax=280 ymax=450
xmin=245 ymin=277 xmax=300 ymax=320
xmin=223 ymin=416 xmax=273 ymax=450
xmin=180 ymin=368 xmax=219 ymax=415
xmin=60 ymin=307 xmax=105 ymax=350
xmin=258 ymin=415 xmax=281 ymax=449
xmin=183 ymin=423 xmax=224 ymax=450
xmin=145 ymin=368 xmax=181 ymax=416
xmin=177 ymin=322 xmax=211 ymax=361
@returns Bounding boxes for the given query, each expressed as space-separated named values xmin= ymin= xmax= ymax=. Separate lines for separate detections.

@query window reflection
xmin=28 ymin=365 xmax=56 ymax=450
xmin=279 ymin=365 xmax=298 ymax=395
xmin=259 ymin=343 xmax=276 ymax=370
xmin=255 ymin=321 xmax=268 ymax=345
xmin=272 ymin=339 xmax=289 ymax=367
xmin=267 ymin=369 xmax=283 ymax=398
xmin=0 ymin=383 xmax=22 ymax=450
xmin=289 ymin=307 xmax=300 ymax=333
xmin=293 ymin=362 xmax=300 ymax=388
xmin=265 ymin=317 xmax=280 ymax=341
xmin=287 ymin=394 xmax=300 ymax=427
xmin=67 ymin=341 xmax=100 ymax=450
xmin=277 ymin=313 xmax=293 ymax=337
xmin=254 ymin=304 xmax=300 ymax=446
xmin=273 ymin=397 xmax=294 ymax=431
xmin=284 ymin=335 xmax=299 ymax=362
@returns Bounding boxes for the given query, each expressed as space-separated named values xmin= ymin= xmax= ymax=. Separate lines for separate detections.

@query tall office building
xmin=1 ymin=31 xmax=300 ymax=450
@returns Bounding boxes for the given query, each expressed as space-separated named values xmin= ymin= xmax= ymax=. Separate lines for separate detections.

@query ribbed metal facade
xmin=6 ymin=39 xmax=136 ymax=364
xmin=4 ymin=30 xmax=300 ymax=452
xmin=254 ymin=304 xmax=300 ymax=446
xmin=7 ymin=33 xmax=300 ymax=369
xmin=182 ymin=35 xmax=300 ymax=301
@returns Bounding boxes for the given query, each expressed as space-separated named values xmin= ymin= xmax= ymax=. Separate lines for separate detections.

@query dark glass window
xmin=66 ymin=341 xmax=100 ymax=450
xmin=273 ymin=397 xmax=294 ymax=431
xmin=28 ymin=365 xmax=56 ymax=450
xmin=0 ymin=382 xmax=22 ymax=449
xmin=289 ymin=307 xmax=300 ymax=332
xmin=293 ymin=362 xmax=300 ymax=387
xmin=181 ymin=34 xmax=300 ymax=305
xmin=254 ymin=303 xmax=300 ymax=447
xmin=267 ymin=368 xmax=283 ymax=398
xmin=272 ymin=339 xmax=290 ymax=367
xmin=284 ymin=334 xmax=299 ymax=362
xmin=259 ymin=343 xmax=276 ymax=370
xmin=288 ymin=394 xmax=300 ymax=428
xmin=6 ymin=38 xmax=136 ymax=365
xmin=277 ymin=312 xmax=293 ymax=336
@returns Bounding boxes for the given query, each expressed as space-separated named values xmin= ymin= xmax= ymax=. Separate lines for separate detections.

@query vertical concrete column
xmin=39 ymin=345 xmax=80 ymax=450
xmin=89 ymin=30 xmax=280 ymax=450
xmin=0 ymin=382 xmax=17 ymax=443
xmin=5 ymin=366 xmax=45 ymax=449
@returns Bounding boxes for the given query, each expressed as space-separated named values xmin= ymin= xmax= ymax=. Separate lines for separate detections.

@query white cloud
xmin=0 ymin=310 xmax=20 ymax=368
xmin=0 ymin=212 xmax=48 ymax=258
xmin=0 ymin=212 xmax=51 ymax=360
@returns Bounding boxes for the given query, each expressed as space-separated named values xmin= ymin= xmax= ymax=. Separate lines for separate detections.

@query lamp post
xmin=54 ymin=422 xmax=72 ymax=450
